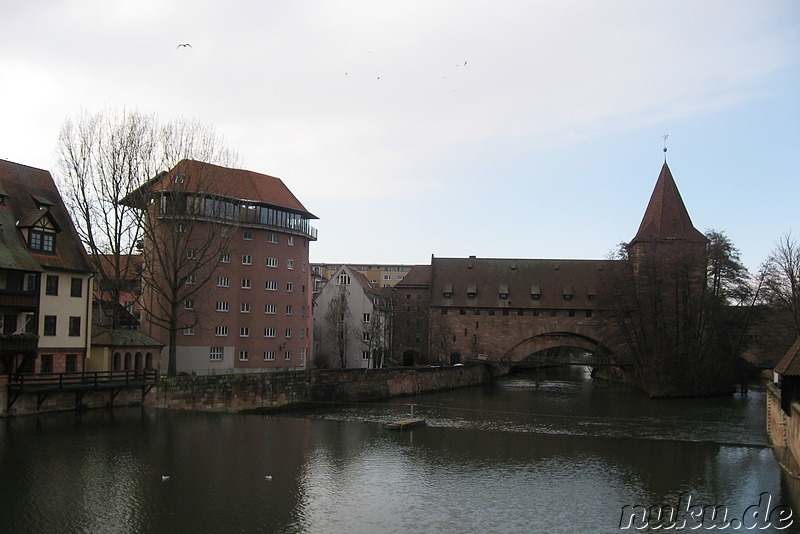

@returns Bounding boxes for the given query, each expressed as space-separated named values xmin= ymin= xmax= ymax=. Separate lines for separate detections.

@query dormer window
xmin=467 ymin=284 xmax=477 ymax=299
xmin=0 ymin=190 xmax=7 ymax=206
xmin=499 ymin=285 xmax=509 ymax=300
xmin=563 ymin=287 xmax=573 ymax=301
xmin=531 ymin=285 xmax=541 ymax=300
xmin=32 ymin=195 xmax=54 ymax=210
xmin=443 ymin=284 xmax=453 ymax=299
xmin=587 ymin=286 xmax=597 ymax=300
xmin=29 ymin=230 xmax=55 ymax=253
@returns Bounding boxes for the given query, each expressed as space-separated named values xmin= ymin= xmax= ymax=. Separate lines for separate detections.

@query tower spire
xmin=662 ymin=134 xmax=669 ymax=163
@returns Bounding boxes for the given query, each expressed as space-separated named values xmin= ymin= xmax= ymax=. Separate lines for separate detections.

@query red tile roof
xmin=631 ymin=163 xmax=706 ymax=244
xmin=0 ymin=159 xmax=93 ymax=273
xmin=775 ymin=337 xmax=800 ymax=376
xmin=428 ymin=257 xmax=610 ymax=308
xmin=137 ymin=159 xmax=316 ymax=218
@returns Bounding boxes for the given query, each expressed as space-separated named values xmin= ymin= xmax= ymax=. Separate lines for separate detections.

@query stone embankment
xmin=150 ymin=363 xmax=499 ymax=413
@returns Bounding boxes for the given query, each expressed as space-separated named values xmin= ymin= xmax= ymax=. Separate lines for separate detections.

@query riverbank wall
xmin=766 ymin=383 xmax=800 ymax=474
xmin=149 ymin=363 xmax=497 ymax=413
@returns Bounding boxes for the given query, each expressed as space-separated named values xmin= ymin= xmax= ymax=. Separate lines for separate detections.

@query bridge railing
xmin=7 ymin=369 xmax=159 ymax=391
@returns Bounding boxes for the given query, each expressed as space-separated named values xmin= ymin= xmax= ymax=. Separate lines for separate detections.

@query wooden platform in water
xmin=386 ymin=418 xmax=426 ymax=430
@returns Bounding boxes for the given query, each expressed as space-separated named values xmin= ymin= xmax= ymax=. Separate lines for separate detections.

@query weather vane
xmin=662 ymin=134 xmax=669 ymax=161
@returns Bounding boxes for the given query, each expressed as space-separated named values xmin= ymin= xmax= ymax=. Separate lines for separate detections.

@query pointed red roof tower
xmin=629 ymin=162 xmax=708 ymax=274
xmin=630 ymin=163 xmax=706 ymax=245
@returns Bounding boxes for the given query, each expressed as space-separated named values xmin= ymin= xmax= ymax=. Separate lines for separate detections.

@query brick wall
xmin=149 ymin=364 xmax=498 ymax=413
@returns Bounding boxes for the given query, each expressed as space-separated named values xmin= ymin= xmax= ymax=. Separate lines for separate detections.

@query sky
xmin=1 ymin=1 xmax=798 ymax=274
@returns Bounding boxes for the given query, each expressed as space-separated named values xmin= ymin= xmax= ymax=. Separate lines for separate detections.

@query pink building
xmin=130 ymin=160 xmax=317 ymax=375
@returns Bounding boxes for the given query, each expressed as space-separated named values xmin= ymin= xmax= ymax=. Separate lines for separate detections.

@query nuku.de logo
xmin=619 ymin=492 xmax=793 ymax=530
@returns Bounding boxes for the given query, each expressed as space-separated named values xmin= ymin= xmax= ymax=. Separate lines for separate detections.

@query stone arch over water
xmin=502 ymin=331 xmax=614 ymax=366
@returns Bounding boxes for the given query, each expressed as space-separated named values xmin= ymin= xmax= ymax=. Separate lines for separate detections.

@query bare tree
xmin=55 ymin=108 xmax=240 ymax=375
xmin=601 ymin=230 xmax=750 ymax=396
xmin=358 ymin=294 xmax=390 ymax=368
xmin=428 ymin=312 xmax=455 ymax=365
xmin=761 ymin=232 xmax=800 ymax=336
xmin=323 ymin=283 xmax=352 ymax=368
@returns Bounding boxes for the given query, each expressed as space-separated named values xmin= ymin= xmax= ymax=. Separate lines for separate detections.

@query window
xmin=29 ymin=230 xmax=55 ymax=253
xmin=239 ymin=350 xmax=249 ymax=361
xmin=265 ymin=304 xmax=276 ymax=314
xmin=187 ymin=248 xmax=196 ymax=259
xmin=362 ymin=332 xmax=370 ymax=341
xmin=266 ymin=257 xmax=278 ymax=268
xmin=499 ymin=285 xmax=509 ymax=300
xmin=264 ymin=350 xmax=275 ymax=361
xmin=362 ymin=350 xmax=370 ymax=360
xmin=287 ymin=236 xmax=294 ymax=246
xmin=241 ymin=302 xmax=251 ymax=313
xmin=45 ymin=275 xmax=58 ymax=295
xmin=285 ymin=328 xmax=292 ymax=338
xmin=383 ymin=275 xmax=391 ymax=281
xmin=216 ymin=301 xmax=229 ymax=312
xmin=286 ymin=282 xmax=293 ymax=292
xmin=43 ymin=315 xmax=56 ymax=336
xmin=284 ymin=351 xmax=292 ymax=361
xmin=267 ymin=232 xmax=279 ymax=244
xmin=215 ymin=326 xmax=229 ymax=337
xmin=266 ymin=280 xmax=277 ymax=291
xmin=286 ymin=305 xmax=293 ymax=315
xmin=287 ymin=259 xmax=294 ymax=270
xmin=210 ymin=347 xmax=223 ymax=361
xmin=243 ymin=229 xmax=253 ymax=240
xmin=264 ymin=327 xmax=276 ymax=338
xmin=70 ymin=278 xmax=82 ymax=297
xmin=183 ymin=325 xmax=194 ymax=335
xmin=68 ymin=316 xmax=81 ymax=336
xmin=185 ymin=299 xmax=195 ymax=310
xmin=65 ymin=354 xmax=77 ymax=373
xmin=338 ymin=274 xmax=350 ymax=285
xmin=241 ymin=279 xmax=252 ymax=289
xmin=219 ymin=252 xmax=230 ymax=263
xmin=242 ymin=255 xmax=252 ymax=265
xmin=185 ymin=274 xmax=196 ymax=285
xmin=176 ymin=223 xmax=186 ymax=233
xmin=217 ymin=276 xmax=230 ymax=287
xmin=40 ymin=354 xmax=53 ymax=374
xmin=240 ymin=326 xmax=250 ymax=337
xmin=363 ymin=313 xmax=371 ymax=323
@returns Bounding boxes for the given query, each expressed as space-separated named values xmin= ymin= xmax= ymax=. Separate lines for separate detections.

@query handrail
xmin=7 ymin=369 xmax=159 ymax=388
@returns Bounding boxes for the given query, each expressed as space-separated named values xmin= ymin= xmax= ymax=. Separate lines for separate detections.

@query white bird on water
xmin=161 ymin=475 xmax=171 ymax=482
xmin=264 ymin=475 xmax=272 ymax=481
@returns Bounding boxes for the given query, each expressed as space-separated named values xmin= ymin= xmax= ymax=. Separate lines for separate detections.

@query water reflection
xmin=0 ymin=368 xmax=796 ymax=534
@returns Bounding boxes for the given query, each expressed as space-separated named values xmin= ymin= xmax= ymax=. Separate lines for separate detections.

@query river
xmin=0 ymin=367 xmax=796 ymax=533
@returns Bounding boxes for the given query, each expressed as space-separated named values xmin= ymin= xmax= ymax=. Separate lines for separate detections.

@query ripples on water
xmin=300 ymin=369 xmax=769 ymax=446
xmin=0 ymin=368 xmax=795 ymax=534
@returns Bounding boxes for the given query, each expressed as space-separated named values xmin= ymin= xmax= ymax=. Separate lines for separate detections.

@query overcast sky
xmin=1 ymin=1 xmax=797 ymax=273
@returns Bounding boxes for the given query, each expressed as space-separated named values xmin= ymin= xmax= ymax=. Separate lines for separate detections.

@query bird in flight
xmin=176 ymin=43 xmax=192 ymax=48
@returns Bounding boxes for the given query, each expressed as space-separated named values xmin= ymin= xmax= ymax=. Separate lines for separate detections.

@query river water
xmin=0 ymin=367 xmax=797 ymax=533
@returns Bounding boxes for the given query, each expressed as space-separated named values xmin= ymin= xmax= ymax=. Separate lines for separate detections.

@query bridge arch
xmin=501 ymin=331 xmax=615 ymax=367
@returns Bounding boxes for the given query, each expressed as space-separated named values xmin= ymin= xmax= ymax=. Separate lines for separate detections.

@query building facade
xmin=313 ymin=265 xmax=390 ymax=369
xmin=312 ymin=263 xmax=413 ymax=290
xmin=391 ymin=162 xmax=705 ymax=373
xmin=0 ymin=160 xmax=94 ymax=374
xmin=129 ymin=160 xmax=317 ymax=375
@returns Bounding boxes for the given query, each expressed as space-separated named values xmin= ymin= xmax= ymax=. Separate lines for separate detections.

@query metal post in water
xmin=410 ymin=404 xmax=414 ymax=418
